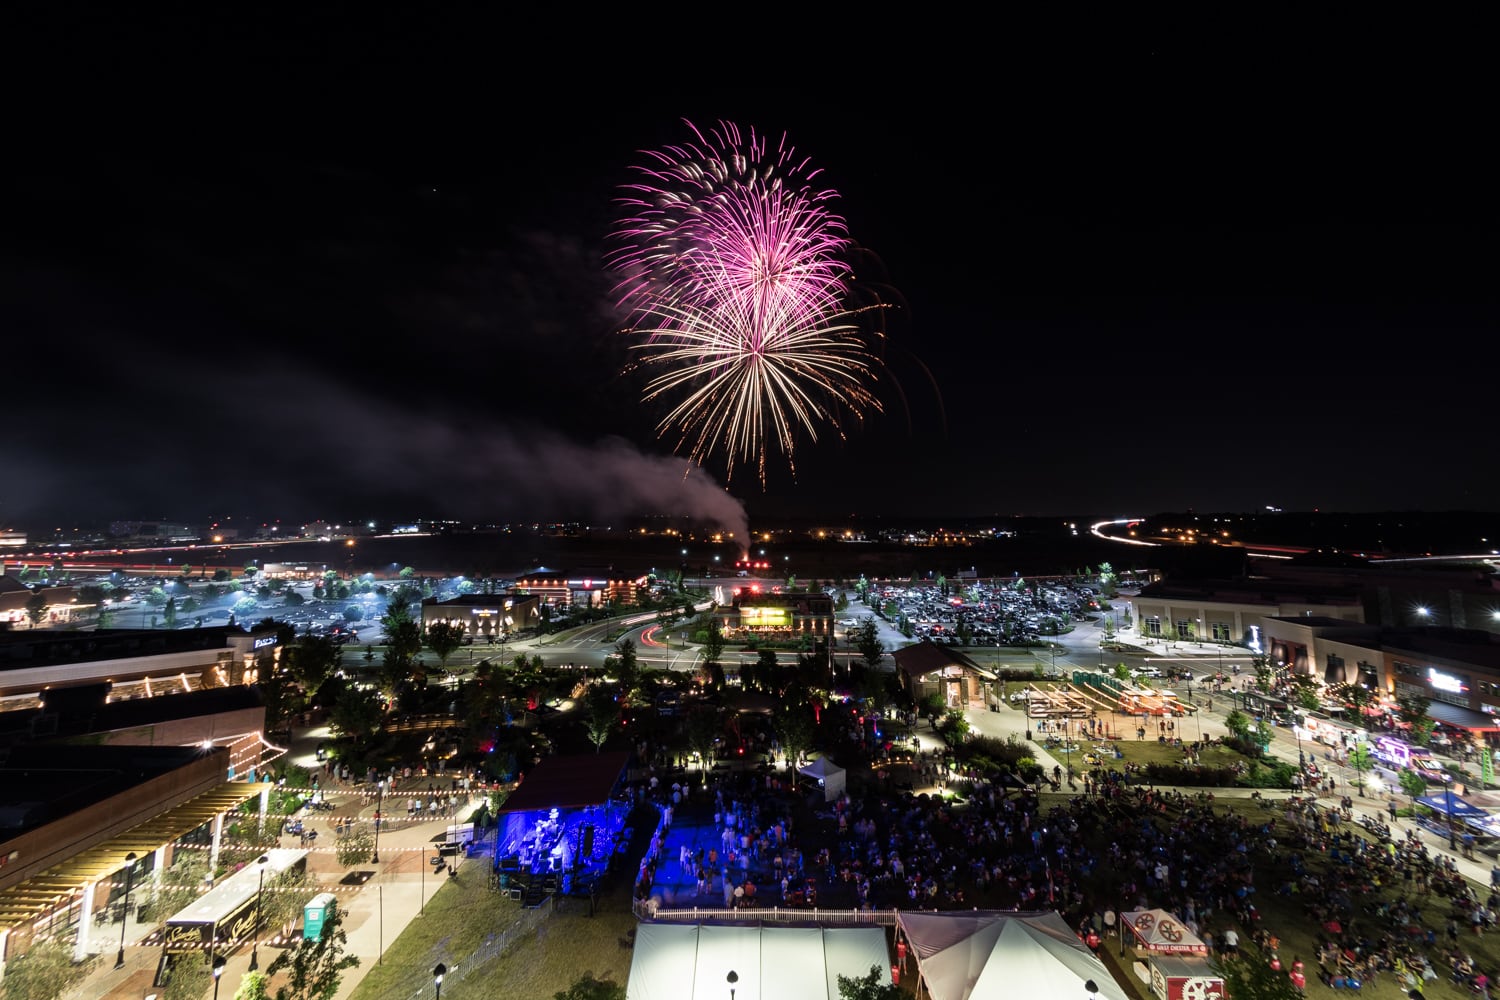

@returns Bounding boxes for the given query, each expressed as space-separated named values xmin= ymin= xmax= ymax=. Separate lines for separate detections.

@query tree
xmin=1251 ymin=653 xmax=1274 ymax=692
xmin=1399 ymin=768 xmax=1427 ymax=811
xmin=328 ymin=685 xmax=382 ymax=744
xmin=852 ymin=618 xmax=885 ymax=669
xmin=256 ymin=654 xmax=298 ymax=733
xmin=938 ymin=708 xmax=970 ymax=745
xmin=701 ymin=617 xmax=726 ymax=667
xmin=261 ymin=865 xmax=314 ymax=936
xmin=286 ymin=634 xmax=340 ymax=693
xmin=1212 ymin=953 xmax=1302 ymax=1000
xmin=1397 ymin=694 xmax=1436 ymax=745
xmin=379 ymin=607 xmax=424 ymax=693
xmin=424 ymin=621 xmax=466 ymax=673
xmin=1224 ymin=709 xmax=1252 ymax=742
xmin=265 ymin=901 xmax=359 ymax=1000
xmin=836 ymin=963 xmax=902 ymax=1000
xmin=335 ymin=829 xmax=374 ymax=867
xmin=0 ymin=936 xmax=95 ymax=1000
xmin=234 ymin=970 xmax=274 ymax=1000
xmin=607 ymin=637 xmax=640 ymax=695
xmin=1346 ymin=741 xmax=1373 ymax=794
xmin=554 ymin=974 xmax=626 ymax=1000
xmin=140 ymin=848 xmax=210 ymax=921
xmin=163 ymin=596 xmax=178 ymax=628
xmin=684 ymin=707 xmax=721 ymax=773
xmin=581 ymin=684 xmax=620 ymax=752
xmin=24 ymin=593 xmax=47 ymax=627
xmin=919 ymin=691 xmax=947 ymax=729
xmin=772 ymin=702 xmax=816 ymax=767
xmin=162 ymin=956 xmax=209 ymax=1000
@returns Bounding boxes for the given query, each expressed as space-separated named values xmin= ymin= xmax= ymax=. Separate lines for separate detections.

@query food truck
xmin=155 ymin=848 xmax=307 ymax=986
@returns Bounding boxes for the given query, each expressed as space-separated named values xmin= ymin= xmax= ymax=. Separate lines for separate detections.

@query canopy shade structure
xmin=0 ymin=781 xmax=272 ymax=933
xmin=1416 ymin=794 xmax=1490 ymax=820
xmin=626 ymin=922 xmax=889 ymax=1000
xmin=797 ymin=756 xmax=846 ymax=802
xmin=1121 ymin=909 xmax=1209 ymax=955
xmin=896 ymin=909 xmax=1129 ymax=1000
xmin=497 ymin=751 xmax=630 ymax=814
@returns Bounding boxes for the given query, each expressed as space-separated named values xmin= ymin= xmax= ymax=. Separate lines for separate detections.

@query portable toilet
xmin=303 ymin=892 xmax=337 ymax=940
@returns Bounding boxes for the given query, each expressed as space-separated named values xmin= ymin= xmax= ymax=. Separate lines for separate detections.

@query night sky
xmin=5 ymin=36 xmax=1495 ymax=536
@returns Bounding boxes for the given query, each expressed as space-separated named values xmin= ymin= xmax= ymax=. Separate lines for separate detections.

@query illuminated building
xmin=721 ymin=589 xmax=834 ymax=641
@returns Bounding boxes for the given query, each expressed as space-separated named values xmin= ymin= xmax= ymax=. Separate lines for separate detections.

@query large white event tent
xmin=896 ymin=909 xmax=1130 ymax=1000
xmin=626 ymin=923 xmax=890 ymax=1000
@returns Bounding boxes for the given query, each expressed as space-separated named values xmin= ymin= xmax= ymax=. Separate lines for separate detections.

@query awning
xmin=1425 ymin=702 xmax=1500 ymax=733
xmin=499 ymin=752 xmax=630 ymax=814
xmin=0 ymin=781 xmax=272 ymax=932
xmin=1415 ymin=794 xmax=1490 ymax=820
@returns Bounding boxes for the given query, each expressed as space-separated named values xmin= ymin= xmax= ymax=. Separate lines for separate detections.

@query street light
xmin=727 ymin=969 xmax=739 ymax=1000
xmin=115 ymin=851 xmax=138 ymax=968
xmin=248 ymin=853 xmax=268 ymax=970
xmin=211 ymin=954 xmax=226 ymax=1000
xmin=433 ymin=962 xmax=447 ymax=999
xmin=1445 ymin=774 xmax=1458 ymax=851
xmin=372 ymin=779 xmax=386 ymax=862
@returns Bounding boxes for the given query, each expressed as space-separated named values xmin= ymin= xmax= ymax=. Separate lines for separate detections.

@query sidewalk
xmin=67 ymin=725 xmax=476 ymax=1000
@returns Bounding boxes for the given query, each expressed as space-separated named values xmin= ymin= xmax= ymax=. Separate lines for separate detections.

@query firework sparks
xmin=610 ymin=119 xmax=887 ymax=483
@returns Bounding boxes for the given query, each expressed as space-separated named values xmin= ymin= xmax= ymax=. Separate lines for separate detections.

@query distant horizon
xmin=11 ymin=505 xmax=1500 ymax=530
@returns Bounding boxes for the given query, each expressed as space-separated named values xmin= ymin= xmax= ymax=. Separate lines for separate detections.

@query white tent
xmin=627 ymin=923 xmax=890 ymax=1000
xmin=798 ymin=756 xmax=846 ymax=802
xmin=896 ymin=910 xmax=1129 ymax=1000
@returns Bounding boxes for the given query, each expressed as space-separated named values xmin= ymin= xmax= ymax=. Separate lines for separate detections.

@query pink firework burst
xmin=610 ymin=120 xmax=887 ymax=484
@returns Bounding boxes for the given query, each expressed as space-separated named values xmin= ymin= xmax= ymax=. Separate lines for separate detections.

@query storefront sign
xmin=1428 ymin=667 xmax=1467 ymax=695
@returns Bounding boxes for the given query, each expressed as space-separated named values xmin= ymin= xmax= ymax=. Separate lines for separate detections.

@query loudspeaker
xmin=581 ymin=824 xmax=596 ymax=856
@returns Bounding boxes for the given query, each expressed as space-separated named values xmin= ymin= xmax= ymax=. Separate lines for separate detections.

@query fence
xmin=377 ymin=901 xmax=557 ymax=1000
xmin=632 ymin=900 xmax=898 ymax=926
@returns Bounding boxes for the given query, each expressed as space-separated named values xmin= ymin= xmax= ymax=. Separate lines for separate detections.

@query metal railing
xmin=633 ymin=900 xmax=898 ymax=926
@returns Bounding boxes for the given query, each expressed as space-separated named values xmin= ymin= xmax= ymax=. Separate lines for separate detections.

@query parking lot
xmin=845 ymin=577 xmax=1107 ymax=648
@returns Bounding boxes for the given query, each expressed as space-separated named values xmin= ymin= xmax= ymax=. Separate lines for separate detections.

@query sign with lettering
xmin=164 ymin=893 xmax=260 ymax=952
xmin=1428 ymin=667 xmax=1467 ymax=694
xmin=253 ymin=635 xmax=279 ymax=650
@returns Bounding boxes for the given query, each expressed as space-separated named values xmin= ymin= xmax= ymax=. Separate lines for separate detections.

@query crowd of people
xmin=623 ymin=720 xmax=1500 ymax=1000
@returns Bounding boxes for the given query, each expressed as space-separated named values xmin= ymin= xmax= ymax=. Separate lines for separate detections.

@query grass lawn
xmin=348 ymin=866 xmax=639 ymax=1000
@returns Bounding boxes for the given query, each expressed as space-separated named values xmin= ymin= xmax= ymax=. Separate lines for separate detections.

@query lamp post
xmin=115 ymin=851 xmax=138 ymax=968
xmin=727 ymin=969 xmax=739 ymax=1000
xmin=211 ymin=954 xmax=226 ymax=1000
xmin=372 ymin=779 xmax=385 ymax=862
xmin=433 ymin=962 xmax=447 ymax=999
xmin=1446 ymin=774 xmax=1458 ymax=851
xmin=248 ymin=853 xmax=268 ymax=970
